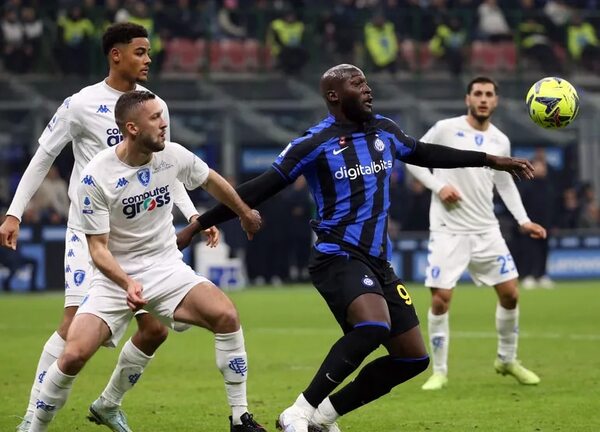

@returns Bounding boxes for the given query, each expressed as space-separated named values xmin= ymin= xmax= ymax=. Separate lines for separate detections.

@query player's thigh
xmin=141 ymin=259 xmax=234 ymax=331
xmin=424 ymin=232 xmax=471 ymax=289
xmin=382 ymin=278 xmax=420 ymax=337
xmin=468 ymin=231 xmax=519 ymax=286
xmin=173 ymin=281 xmax=238 ymax=332
xmin=310 ymin=251 xmax=388 ymax=333
xmin=65 ymin=312 xmax=112 ymax=357
xmin=77 ymin=282 xmax=134 ymax=348
xmin=64 ymin=228 xmax=92 ymax=307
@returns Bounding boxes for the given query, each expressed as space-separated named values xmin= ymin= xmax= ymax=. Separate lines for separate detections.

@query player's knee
xmin=59 ymin=346 xmax=91 ymax=375
xmin=213 ymin=306 xmax=240 ymax=334
xmin=136 ymin=316 xmax=169 ymax=345
xmin=431 ymin=293 xmax=450 ymax=314
xmin=498 ymin=291 xmax=518 ymax=309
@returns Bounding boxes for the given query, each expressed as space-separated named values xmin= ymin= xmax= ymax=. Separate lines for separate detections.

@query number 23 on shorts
xmin=396 ymin=283 xmax=412 ymax=305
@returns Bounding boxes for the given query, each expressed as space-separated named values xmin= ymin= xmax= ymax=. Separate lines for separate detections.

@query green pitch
xmin=1 ymin=281 xmax=599 ymax=431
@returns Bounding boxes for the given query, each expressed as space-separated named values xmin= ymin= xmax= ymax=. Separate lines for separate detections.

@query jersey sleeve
xmin=272 ymin=135 xmax=321 ymax=183
xmin=377 ymin=116 xmax=418 ymax=159
xmin=77 ymin=172 xmax=110 ymax=235
xmin=170 ymin=143 xmax=210 ymax=189
xmin=38 ymin=96 xmax=81 ymax=157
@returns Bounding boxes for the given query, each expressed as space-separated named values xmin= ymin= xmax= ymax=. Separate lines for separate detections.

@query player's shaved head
xmin=320 ymin=64 xmax=363 ymax=98
xmin=115 ymin=90 xmax=156 ymax=134
xmin=102 ymin=22 xmax=148 ymax=56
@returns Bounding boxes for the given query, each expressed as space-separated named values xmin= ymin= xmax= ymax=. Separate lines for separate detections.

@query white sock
xmin=428 ymin=309 xmax=449 ymax=375
xmin=25 ymin=332 xmax=66 ymax=420
xmin=215 ymin=328 xmax=248 ymax=425
xmin=312 ymin=397 xmax=339 ymax=425
xmin=292 ymin=393 xmax=316 ymax=418
xmin=29 ymin=362 xmax=75 ymax=432
xmin=100 ymin=338 xmax=153 ymax=406
xmin=496 ymin=304 xmax=519 ymax=363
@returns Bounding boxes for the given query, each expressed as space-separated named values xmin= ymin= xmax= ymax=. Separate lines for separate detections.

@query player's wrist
xmin=4 ymin=214 xmax=21 ymax=225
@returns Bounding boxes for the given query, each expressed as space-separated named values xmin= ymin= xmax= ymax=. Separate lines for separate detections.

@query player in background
xmin=0 ymin=23 xmax=208 ymax=432
xmin=404 ymin=76 xmax=546 ymax=391
xmin=176 ymin=64 xmax=536 ymax=432
xmin=29 ymin=90 xmax=266 ymax=432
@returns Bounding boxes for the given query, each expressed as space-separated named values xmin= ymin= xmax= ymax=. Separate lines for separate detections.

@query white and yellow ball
xmin=526 ymin=77 xmax=579 ymax=129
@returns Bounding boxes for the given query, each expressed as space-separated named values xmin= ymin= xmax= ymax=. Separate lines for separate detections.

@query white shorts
xmin=424 ymin=230 xmax=519 ymax=289
xmin=64 ymin=227 xmax=93 ymax=307
xmin=77 ymin=257 xmax=209 ymax=347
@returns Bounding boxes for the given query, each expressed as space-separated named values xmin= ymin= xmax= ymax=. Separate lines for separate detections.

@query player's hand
xmin=176 ymin=221 xmax=198 ymax=251
xmin=126 ymin=279 xmax=147 ymax=312
xmin=240 ymin=209 xmax=262 ymax=240
xmin=484 ymin=155 xmax=535 ymax=180
xmin=0 ymin=215 xmax=20 ymax=250
xmin=520 ymin=221 xmax=547 ymax=239
xmin=438 ymin=185 xmax=461 ymax=204
xmin=202 ymin=226 xmax=220 ymax=247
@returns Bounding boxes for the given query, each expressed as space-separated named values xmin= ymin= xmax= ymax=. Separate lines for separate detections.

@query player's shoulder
xmin=488 ymin=122 xmax=510 ymax=144
xmin=291 ymin=115 xmax=338 ymax=146
xmin=69 ymin=81 xmax=107 ymax=106
xmin=373 ymin=114 xmax=400 ymax=131
xmin=434 ymin=116 xmax=464 ymax=131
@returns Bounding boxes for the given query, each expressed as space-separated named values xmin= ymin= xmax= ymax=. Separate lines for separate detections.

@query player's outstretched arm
xmin=201 ymin=169 xmax=263 ymax=239
xmin=176 ymin=168 xmax=288 ymax=250
xmin=87 ymin=233 xmax=147 ymax=311
xmin=401 ymin=142 xmax=534 ymax=179
xmin=1 ymin=147 xmax=58 ymax=249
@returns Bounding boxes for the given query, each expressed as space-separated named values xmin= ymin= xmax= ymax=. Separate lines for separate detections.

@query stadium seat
xmin=163 ymin=38 xmax=206 ymax=73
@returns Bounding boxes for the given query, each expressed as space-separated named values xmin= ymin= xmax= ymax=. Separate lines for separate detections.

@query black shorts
xmin=309 ymin=246 xmax=419 ymax=336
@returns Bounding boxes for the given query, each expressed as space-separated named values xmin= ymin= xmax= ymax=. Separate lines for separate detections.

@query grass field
xmin=1 ymin=281 xmax=599 ymax=431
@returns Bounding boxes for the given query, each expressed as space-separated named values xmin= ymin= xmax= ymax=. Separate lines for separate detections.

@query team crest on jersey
xmin=73 ymin=270 xmax=86 ymax=286
xmin=137 ymin=168 xmax=151 ymax=186
xmin=474 ymin=134 xmax=484 ymax=146
xmin=374 ymin=137 xmax=385 ymax=152
xmin=362 ymin=275 xmax=374 ymax=287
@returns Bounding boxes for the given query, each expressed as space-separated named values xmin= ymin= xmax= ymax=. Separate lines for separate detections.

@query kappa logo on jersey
xmin=137 ymin=168 xmax=151 ymax=186
xmin=455 ymin=131 xmax=465 ymax=137
xmin=81 ymin=175 xmax=95 ymax=187
xmin=97 ymin=104 xmax=111 ymax=114
xmin=475 ymin=134 xmax=484 ymax=146
xmin=335 ymin=159 xmax=393 ymax=181
xmin=47 ymin=115 xmax=58 ymax=132
xmin=115 ymin=177 xmax=129 ymax=189
xmin=153 ymin=160 xmax=174 ymax=173
xmin=73 ymin=270 xmax=86 ymax=286
xmin=122 ymin=185 xmax=171 ymax=219
xmin=106 ymin=128 xmax=124 ymax=147
xmin=62 ymin=97 xmax=71 ymax=109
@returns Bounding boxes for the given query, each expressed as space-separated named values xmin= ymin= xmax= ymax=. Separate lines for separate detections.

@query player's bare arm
xmin=86 ymin=232 xmax=147 ymax=311
xmin=201 ymin=169 xmax=262 ymax=239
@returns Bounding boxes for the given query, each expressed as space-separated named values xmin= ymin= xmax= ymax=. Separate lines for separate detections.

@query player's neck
xmin=466 ymin=115 xmax=490 ymax=132
xmin=105 ymin=73 xmax=137 ymax=93
xmin=116 ymin=141 xmax=152 ymax=167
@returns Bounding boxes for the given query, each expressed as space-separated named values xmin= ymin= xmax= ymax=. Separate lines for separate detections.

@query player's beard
xmin=140 ymin=131 xmax=165 ymax=153
xmin=342 ymin=97 xmax=373 ymax=123
xmin=469 ymin=105 xmax=494 ymax=124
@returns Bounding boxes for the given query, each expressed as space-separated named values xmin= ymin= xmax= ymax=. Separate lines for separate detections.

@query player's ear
xmin=110 ymin=47 xmax=121 ymax=64
xmin=125 ymin=121 xmax=138 ymax=136
xmin=327 ymin=90 xmax=338 ymax=104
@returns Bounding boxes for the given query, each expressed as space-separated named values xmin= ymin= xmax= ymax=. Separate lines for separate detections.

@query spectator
xmin=1 ymin=6 xmax=26 ymax=73
xmin=22 ymin=166 xmax=69 ymax=225
xmin=267 ymin=9 xmax=308 ymax=75
xmin=282 ymin=176 xmax=313 ymax=283
xmin=477 ymin=0 xmax=513 ymax=42
xmin=517 ymin=155 xmax=555 ymax=289
xmin=558 ymin=187 xmax=580 ymax=229
xmin=567 ymin=11 xmax=600 ymax=73
xmin=125 ymin=0 xmax=165 ymax=73
xmin=217 ymin=0 xmax=247 ymax=39
xmin=429 ymin=15 xmax=468 ymax=76
xmin=543 ymin=0 xmax=573 ymax=43
xmin=578 ymin=183 xmax=600 ymax=228
xmin=518 ymin=0 xmax=564 ymax=74
xmin=21 ymin=6 xmax=43 ymax=73
xmin=0 ymin=247 xmax=38 ymax=292
xmin=364 ymin=12 xmax=399 ymax=74
xmin=56 ymin=5 xmax=95 ymax=76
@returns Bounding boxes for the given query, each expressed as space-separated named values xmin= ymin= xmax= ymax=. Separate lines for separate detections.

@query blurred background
xmin=1 ymin=0 xmax=599 ymax=292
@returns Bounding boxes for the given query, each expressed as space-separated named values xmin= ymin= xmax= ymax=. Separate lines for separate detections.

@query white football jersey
xmin=406 ymin=115 xmax=529 ymax=233
xmin=38 ymin=80 xmax=171 ymax=230
xmin=77 ymin=143 xmax=209 ymax=270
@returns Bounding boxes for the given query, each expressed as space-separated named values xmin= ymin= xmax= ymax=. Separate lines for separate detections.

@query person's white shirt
xmin=405 ymin=115 xmax=530 ymax=233
xmin=7 ymin=80 xmax=198 ymax=226
xmin=77 ymin=142 xmax=209 ymax=273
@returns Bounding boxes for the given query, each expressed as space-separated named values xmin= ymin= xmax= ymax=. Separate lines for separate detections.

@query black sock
xmin=302 ymin=325 xmax=389 ymax=407
xmin=329 ymin=355 xmax=430 ymax=415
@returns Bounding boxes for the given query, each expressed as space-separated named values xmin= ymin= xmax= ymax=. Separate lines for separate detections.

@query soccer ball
xmin=526 ymin=77 xmax=579 ymax=129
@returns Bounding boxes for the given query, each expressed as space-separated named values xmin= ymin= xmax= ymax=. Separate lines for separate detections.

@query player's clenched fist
xmin=0 ymin=215 xmax=20 ymax=250
xmin=240 ymin=209 xmax=262 ymax=240
xmin=125 ymin=279 xmax=147 ymax=312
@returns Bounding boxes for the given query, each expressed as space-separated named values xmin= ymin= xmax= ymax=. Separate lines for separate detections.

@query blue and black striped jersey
xmin=273 ymin=113 xmax=418 ymax=261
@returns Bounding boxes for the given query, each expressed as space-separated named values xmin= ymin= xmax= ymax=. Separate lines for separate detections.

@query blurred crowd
xmin=1 ymin=0 xmax=599 ymax=76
